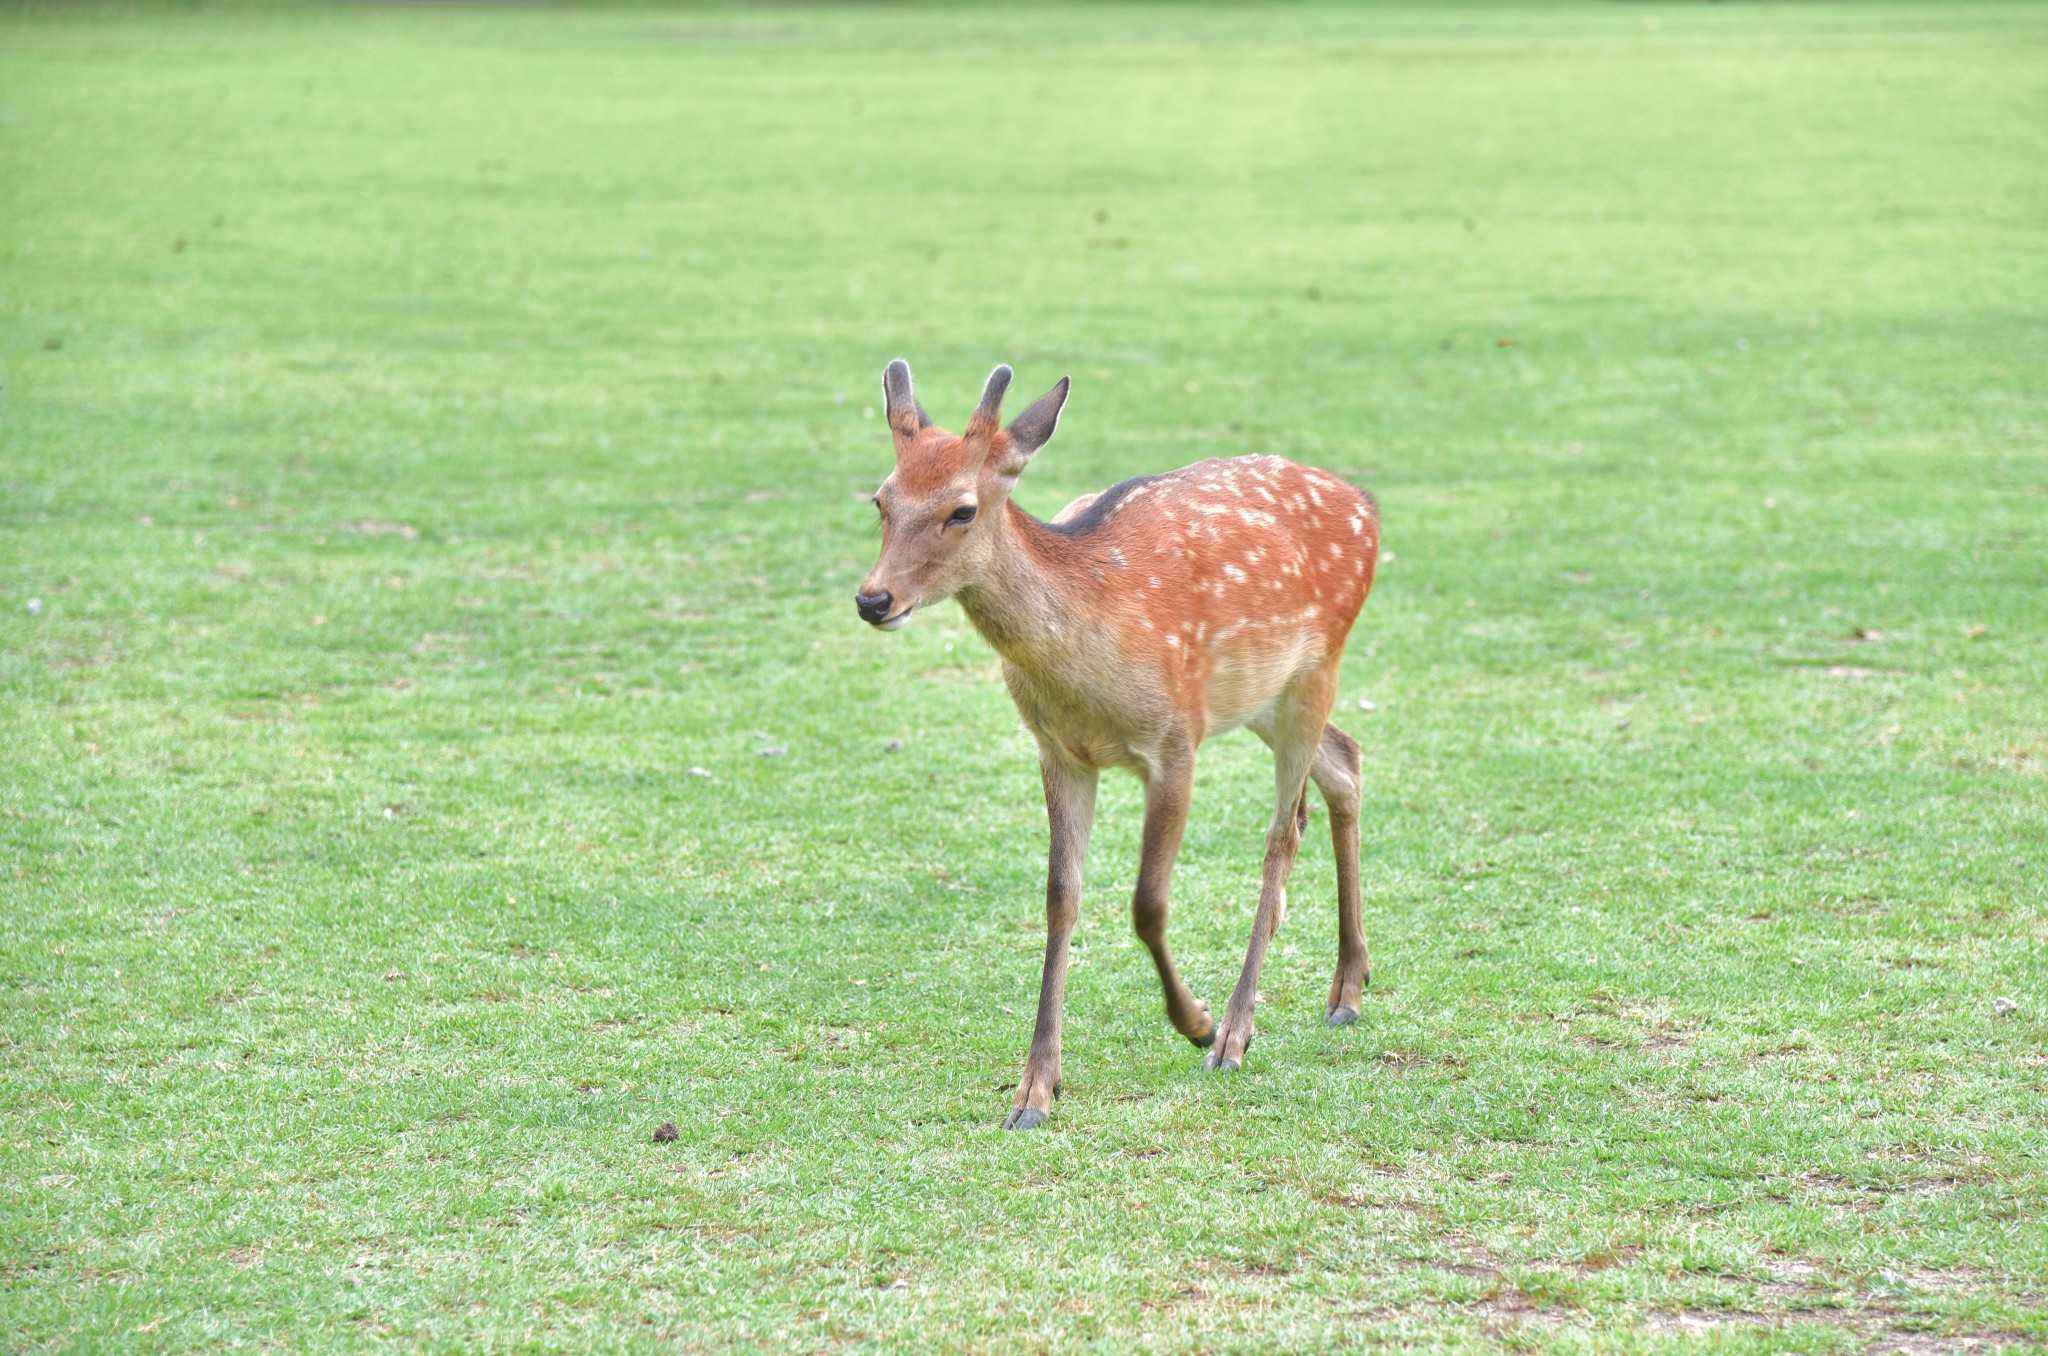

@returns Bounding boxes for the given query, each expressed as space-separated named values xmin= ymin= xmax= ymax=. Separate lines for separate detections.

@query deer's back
xmin=1019 ymin=454 xmax=1378 ymax=746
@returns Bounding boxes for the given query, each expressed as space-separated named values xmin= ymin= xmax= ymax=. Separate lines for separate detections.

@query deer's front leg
xmin=1205 ymin=806 xmax=1305 ymax=1073
xmin=1005 ymin=748 xmax=1097 ymax=1130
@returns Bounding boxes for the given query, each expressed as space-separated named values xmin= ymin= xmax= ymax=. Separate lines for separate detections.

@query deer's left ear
xmin=993 ymin=377 xmax=1069 ymax=478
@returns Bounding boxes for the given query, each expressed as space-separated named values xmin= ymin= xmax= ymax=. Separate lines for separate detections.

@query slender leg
xmin=1311 ymin=723 xmax=1369 ymax=1025
xmin=1005 ymin=745 xmax=1098 ymax=1130
xmin=1272 ymin=789 xmax=1308 ymax=938
xmin=1207 ymin=664 xmax=1339 ymax=1072
xmin=1131 ymin=750 xmax=1215 ymax=1047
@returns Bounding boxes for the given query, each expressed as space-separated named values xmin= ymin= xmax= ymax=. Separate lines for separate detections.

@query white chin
xmin=876 ymin=609 xmax=914 ymax=631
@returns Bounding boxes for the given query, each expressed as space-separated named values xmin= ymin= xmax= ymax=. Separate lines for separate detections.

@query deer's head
xmin=855 ymin=360 xmax=1067 ymax=629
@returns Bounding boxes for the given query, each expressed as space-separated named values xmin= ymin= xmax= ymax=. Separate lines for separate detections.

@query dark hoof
xmin=1202 ymin=1052 xmax=1241 ymax=1074
xmin=1004 ymin=1106 xmax=1049 ymax=1131
xmin=1190 ymin=1024 xmax=1217 ymax=1050
xmin=1327 ymin=1005 xmax=1359 ymax=1028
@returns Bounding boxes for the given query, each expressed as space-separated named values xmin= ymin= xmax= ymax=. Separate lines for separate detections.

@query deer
xmin=856 ymin=360 xmax=1379 ymax=1130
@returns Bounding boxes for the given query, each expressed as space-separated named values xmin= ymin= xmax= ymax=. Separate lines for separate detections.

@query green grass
xmin=3 ymin=1 xmax=2046 ymax=1350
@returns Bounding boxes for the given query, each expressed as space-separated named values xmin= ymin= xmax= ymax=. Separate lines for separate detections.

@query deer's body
xmin=963 ymin=459 xmax=1374 ymax=772
xmin=858 ymin=362 xmax=1377 ymax=1129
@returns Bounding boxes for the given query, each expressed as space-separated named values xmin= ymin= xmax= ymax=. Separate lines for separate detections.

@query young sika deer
xmin=857 ymin=361 xmax=1378 ymax=1130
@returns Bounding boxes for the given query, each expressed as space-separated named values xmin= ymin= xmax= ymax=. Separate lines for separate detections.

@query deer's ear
xmin=882 ymin=359 xmax=930 ymax=445
xmin=993 ymin=377 xmax=1068 ymax=477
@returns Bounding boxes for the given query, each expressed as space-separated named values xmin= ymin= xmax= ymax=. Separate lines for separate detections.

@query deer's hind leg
xmin=1310 ymin=723 xmax=1369 ymax=1026
xmin=1208 ymin=661 xmax=1340 ymax=1073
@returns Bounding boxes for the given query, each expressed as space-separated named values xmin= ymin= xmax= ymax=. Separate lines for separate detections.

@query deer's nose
xmin=855 ymin=589 xmax=894 ymax=625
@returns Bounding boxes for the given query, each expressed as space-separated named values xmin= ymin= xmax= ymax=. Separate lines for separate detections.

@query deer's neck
xmin=954 ymin=502 xmax=1091 ymax=671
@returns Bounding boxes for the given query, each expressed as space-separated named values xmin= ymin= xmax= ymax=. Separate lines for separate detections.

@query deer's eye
xmin=946 ymin=504 xmax=978 ymax=528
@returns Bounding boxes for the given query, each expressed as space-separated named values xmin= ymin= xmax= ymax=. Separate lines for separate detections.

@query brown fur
xmin=859 ymin=362 xmax=1378 ymax=1127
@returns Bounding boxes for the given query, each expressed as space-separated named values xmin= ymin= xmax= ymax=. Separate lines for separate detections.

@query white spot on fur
xmin=1222 ymin=563 xmax=1246 ymax=582
xmin=1108 ymin=547 xmax=1126 ymax=567
xmin=1307 ymin=486 xmax=1324 ymax=507
xmin=1330 ymin=544 xmax=1344 ymax=559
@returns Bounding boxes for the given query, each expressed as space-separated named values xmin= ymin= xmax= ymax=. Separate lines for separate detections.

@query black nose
xmin=856 ymin=589 xmax=893 ymax=624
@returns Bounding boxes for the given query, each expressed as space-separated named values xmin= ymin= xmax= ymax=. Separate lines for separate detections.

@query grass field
xmin=4 ymin=1 xmax=2046 ymax=1350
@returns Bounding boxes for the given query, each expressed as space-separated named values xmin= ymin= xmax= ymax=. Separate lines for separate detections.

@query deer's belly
xmin=1200 ymin=627 xmax=1325 ymax=733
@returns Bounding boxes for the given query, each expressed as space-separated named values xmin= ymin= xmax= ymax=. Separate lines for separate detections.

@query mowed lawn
xmin=3 ymin=1 xmax=2045 ymax=1350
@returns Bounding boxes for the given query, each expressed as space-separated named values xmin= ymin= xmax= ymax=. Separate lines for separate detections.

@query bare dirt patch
xmin=1313 ymin=1189 xmax=1423 ymax=1212
xmin=1648 ymin=1307 xmax=2033 ymax=1355
xmin=1402 ymin=1239 xmax=2037 ymax=1350
xmin=1474 ymin=1286 xmax=1576 ymax=1336
xmin=1569 ymin=1246 xmax=1645 ymax=1274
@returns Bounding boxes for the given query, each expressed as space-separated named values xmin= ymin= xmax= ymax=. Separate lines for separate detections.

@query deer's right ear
xmin=882 ymin=359 xmax=931 ymax=448
xmin=993 ymin=377 xmax=1069 ymax=477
